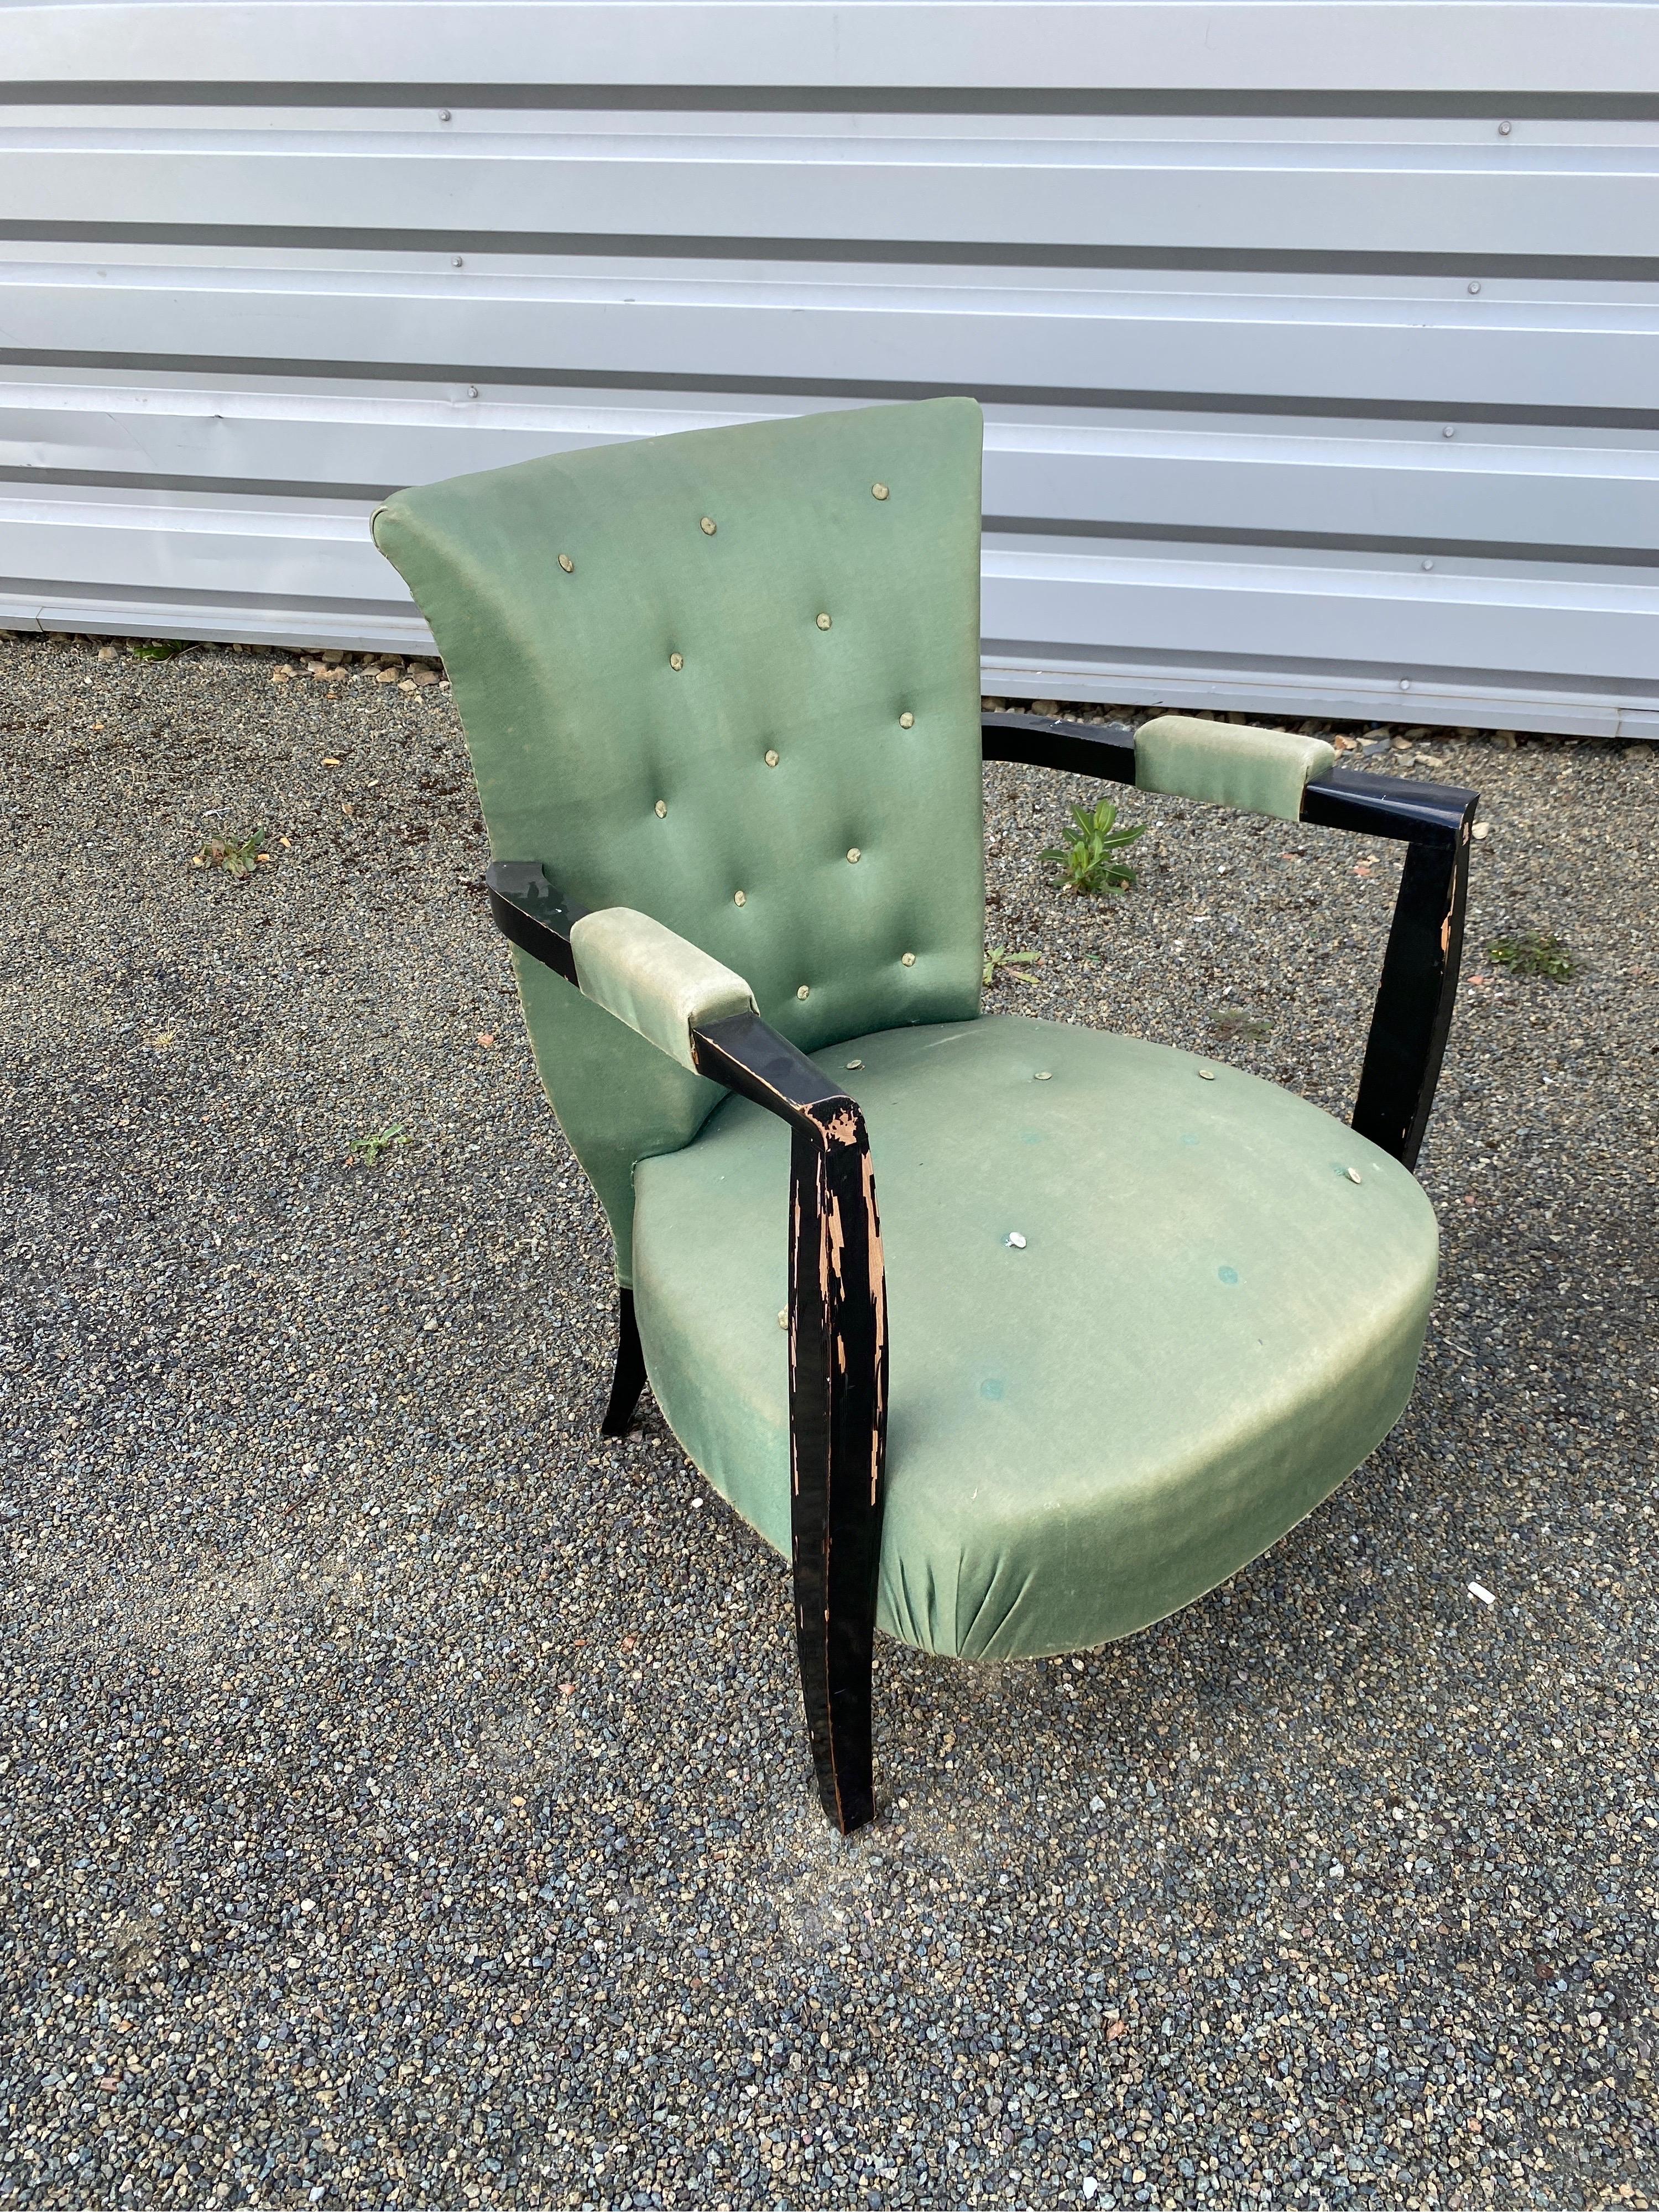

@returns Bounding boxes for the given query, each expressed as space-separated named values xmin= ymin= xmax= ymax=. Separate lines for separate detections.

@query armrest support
xmin=1134 ymin=713 xmax=1335 ymax=822
xmin=485 ymin=861 xmax=888 ymax=1833
xmin=979 ymin=715 xmax=1479 ymax=1170
xmin=568 ymin=907 xmax=755 ymax=1074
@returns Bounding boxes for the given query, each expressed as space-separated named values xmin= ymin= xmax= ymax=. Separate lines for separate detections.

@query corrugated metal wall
xmin=4 ymin=2 xmax=1659 ymax=737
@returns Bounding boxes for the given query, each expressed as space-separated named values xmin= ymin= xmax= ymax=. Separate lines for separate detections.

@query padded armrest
xmin=567 ymin=906 xmax=757 ymax=1073
xmin=1135 ymin=714 xmax=1337 ymax=823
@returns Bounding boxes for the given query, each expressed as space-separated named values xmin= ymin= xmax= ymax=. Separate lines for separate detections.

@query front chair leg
xmin=788 ymin=1103 xmax=890 ymax=1834
xmin=600 ymin=1287 xmax=648 ymax=1436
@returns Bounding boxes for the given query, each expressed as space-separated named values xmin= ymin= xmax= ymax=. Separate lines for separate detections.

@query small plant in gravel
xmin=350 ymin=1125 xmax=409 ymax=1168
xmin=1489 ymin=930 xmax=1577 ymax=981
xmin=192 ymin=826 xmax=268 ymax=880
xmin=1040 ymin=797 xmax=1144 ymax=895
xmin=983 ymin=946 xmax=1040 ymax=987
xmin=128 ymin=639 xmax=191 ymax=661
xmin=1208 ymin=1007 xmax=1272 ymax=1042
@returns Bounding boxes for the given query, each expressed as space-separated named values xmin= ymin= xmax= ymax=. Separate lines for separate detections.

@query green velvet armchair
xmin=373 ymin=399 xmax=1477 ymax=1834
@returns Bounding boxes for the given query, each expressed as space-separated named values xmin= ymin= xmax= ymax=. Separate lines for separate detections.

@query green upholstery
xmin=632 ymin=1015 xmax=1437 ymax=1660
xmin=1136 ymin=714 xmax=1336 ymax=822
xmin=372 ymin=399 xmax=985 ymax=1280
xmin=568 ymin=907 xmax=755 ymax=1074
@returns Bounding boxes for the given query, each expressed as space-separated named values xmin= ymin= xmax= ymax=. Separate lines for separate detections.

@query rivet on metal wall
xmin=700 ymin=517 xmax=717 ymax=535
xmin=900 ymin=951 xmax=915 ymax=968
xmin=872 ymin=483 xmax=889 ymax=500
xmin=899 ymin=712 xmax=914 ymax=729
xmin=816 ymin=613 xmax=832 ymax=630
xmin=669 ymin=653 xmax=684 ymax=671
xmin=733 ymin=891 xmax=747 ymax=907
xmin=654 ymin=800 xmax=667 ymax=818
xmin=1498 ymin=119 xmax=1512 ymax=135
xmin=847 ymin=848 xmax=861 ymax=864
xmin=558 ymin=555 xmax=574 ymax=574
xmin=764 ymin=749 xmax=779 ymax=767
xmin=796 ymin=984 xmax=811 ymax=998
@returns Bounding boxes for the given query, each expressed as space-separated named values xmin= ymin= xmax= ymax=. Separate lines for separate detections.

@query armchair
xmin=373 ymin=399 xmax=1477 ymax=1834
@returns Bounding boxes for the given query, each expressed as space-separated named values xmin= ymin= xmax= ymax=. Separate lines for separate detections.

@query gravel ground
xmin=2 ymin=633 xmax=1655 ymax=2212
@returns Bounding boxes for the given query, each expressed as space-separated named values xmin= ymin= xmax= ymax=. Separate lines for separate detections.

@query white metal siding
xmin=4 ymin=3 xmax=1659 ymax=736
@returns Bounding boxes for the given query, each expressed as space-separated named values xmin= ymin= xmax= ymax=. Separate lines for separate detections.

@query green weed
xmin=192 ymin=827 xmax=268 ymax=880
xmin=1208 ymin=1008 xmax=1271 ymax=1042
xmin=983 ymin=946 xmax=1041 ymax=987
xmin=1040 ymin=797 xmax=1145 ymax=895
xmin=1488 ymin=931 xmax=1576 ymax=981
xmin=350 ymin=1125 xmax=409 ymax=1168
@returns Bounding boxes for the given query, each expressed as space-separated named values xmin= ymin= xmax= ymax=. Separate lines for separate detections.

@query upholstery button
xmin=733 ymin=891 xmax=747 ymax=907
xmin=872 ymin=483 xmax=889 ymax=500
xmin=764 ymin=749 xmax=779 ymax=767
xmin=900 ymin=951 xmax=915 ymax=967
xmin=899 ymin=712 xmax=914 ymax=729
xmin=847 ymin=848 xmax=861 ymax=864
xmin=816 ymin=613 xmax=831 ymax=630
xmin=796 ymin=984 xmax=811 ymax=999
xmin=669 ymin=652 xmax=684 ymax=671
xmin=557 ymin=553 xmax=574 ymax=574
xmin=700 ymin=516 xmax=717 ymax=535
xmin=654 ymin=799 xmax=667 ymax=818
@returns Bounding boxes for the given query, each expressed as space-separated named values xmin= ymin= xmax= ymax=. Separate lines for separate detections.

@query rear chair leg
xmin=600 ymin=1288 xmax=648 ymax=1436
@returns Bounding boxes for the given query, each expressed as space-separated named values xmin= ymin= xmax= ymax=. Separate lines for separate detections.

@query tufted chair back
xmin=372 ymin=398 xmax=987 ymax=1280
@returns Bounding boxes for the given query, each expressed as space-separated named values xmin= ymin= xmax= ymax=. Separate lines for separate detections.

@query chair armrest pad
xmin=1135 ymin=714 xmax=1336 ymax=823
xmin=568 ymin=907 xmax=757 ymax=1072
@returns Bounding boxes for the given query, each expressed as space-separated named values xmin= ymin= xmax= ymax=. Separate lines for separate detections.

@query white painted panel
xmin=6 ymin=380 xmax=1657 ymax=559
xmin=6 ymin=256 xmax=1659 ymax=414
xmin=8 ymin=122 xmax=1659 ymax=259
xmin=3 ymin=1 xmax=1658 ymax=735
xmin=8 ymin=4 xmax=1659 ymax=96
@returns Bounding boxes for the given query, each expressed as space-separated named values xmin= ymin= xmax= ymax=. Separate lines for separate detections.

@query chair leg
xmin=787 ymin=1113 xmax=889 ymax=1836
xmin=599 ymin=1288 xmax=648 ymax=1436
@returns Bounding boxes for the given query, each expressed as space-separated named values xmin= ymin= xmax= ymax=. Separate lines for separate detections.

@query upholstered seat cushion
xmin=632 ymin=1013 xmax=1438 ymax=1660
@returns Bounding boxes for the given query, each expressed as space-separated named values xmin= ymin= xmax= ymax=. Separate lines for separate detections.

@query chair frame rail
xmin=487 ymin=714 xmax=1478 ymax=1834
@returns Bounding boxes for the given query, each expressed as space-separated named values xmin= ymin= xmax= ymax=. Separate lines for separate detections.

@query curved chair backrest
xmin=373 ymin=399 xmax=986 ymax=1277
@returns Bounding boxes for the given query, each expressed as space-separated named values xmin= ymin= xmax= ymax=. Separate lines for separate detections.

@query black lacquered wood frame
xmin=487 ymin=861 xmax=889 ymax=1834
xmin=983 ymin=713 xmax=1479 ymax=1169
